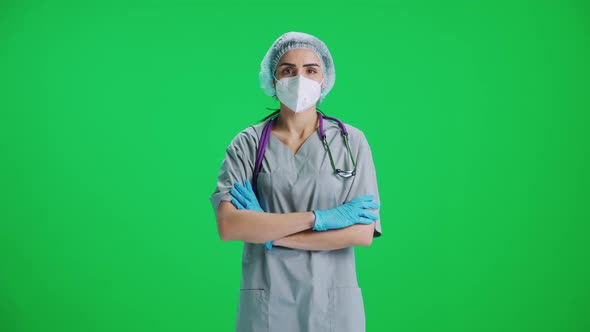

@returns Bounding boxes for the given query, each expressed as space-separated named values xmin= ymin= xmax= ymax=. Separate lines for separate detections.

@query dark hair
xmin=257 ymin=107 xmax=327 ymax=123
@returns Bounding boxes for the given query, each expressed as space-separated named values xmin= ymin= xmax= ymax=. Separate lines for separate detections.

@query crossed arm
xmin=215 ymin=201 xmax=375 ymax=251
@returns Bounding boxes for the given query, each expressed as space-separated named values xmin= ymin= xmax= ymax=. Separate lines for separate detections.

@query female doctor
xmin=210 ymin=31 xmax=382 ymax=332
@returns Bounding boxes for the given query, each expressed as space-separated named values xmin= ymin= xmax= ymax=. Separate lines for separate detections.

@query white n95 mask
xmin=274 ymin=75 xmax=323 ymax=113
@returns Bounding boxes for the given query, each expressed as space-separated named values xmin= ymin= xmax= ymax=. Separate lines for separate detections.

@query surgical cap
xmin=259 ymin=32 xmax=336 ymax=105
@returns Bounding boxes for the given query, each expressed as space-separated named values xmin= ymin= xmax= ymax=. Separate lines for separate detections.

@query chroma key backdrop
xmin=1 ymin=1 xmax=588 ymax=331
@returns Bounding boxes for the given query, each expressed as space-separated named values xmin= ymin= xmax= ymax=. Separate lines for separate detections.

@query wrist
xmin=309 ymin=211 xmax=317 ymax=229
xmin=311 ymin=210 xmax=326 ymax=231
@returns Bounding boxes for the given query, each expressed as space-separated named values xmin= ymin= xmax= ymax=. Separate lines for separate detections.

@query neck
xmin=275 ymin=107 xmax=319 ymax=137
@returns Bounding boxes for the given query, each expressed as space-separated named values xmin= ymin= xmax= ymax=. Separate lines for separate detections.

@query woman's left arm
xmin=273 ymin=223 xmax=375 ymax=251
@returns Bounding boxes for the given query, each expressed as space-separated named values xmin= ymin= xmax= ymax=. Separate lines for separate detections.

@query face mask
xmin=274 ymin=75 xmax=323 ymax=113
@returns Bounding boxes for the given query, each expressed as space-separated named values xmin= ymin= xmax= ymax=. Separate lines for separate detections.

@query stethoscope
xmin=253 ymin=111 xmax=357 ymax=196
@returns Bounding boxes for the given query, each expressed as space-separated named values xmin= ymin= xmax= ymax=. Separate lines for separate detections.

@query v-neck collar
xmin=269 ymin=129 xmax=319 ymax=158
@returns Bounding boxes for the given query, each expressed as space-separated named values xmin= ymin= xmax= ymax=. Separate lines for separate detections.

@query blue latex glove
xmin=229 ymin=179 xmax=273 ymax=250
xmin=312 ymin=194 xmax=380 ymax=231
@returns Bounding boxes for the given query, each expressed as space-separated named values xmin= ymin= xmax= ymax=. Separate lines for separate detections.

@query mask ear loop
xmin=272 ymin=74 xmax=279 ymax=98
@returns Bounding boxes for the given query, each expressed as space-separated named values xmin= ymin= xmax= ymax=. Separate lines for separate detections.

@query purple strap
xmin=252 ymin=116 xmax=275 ymax=197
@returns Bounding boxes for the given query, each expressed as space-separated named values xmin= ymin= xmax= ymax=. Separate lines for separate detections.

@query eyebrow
xmin=277 ymin=62 xmax=320 ymax=68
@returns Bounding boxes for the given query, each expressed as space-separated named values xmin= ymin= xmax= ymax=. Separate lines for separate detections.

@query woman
xmin=210 ymin=31 xmax=382 ymax=332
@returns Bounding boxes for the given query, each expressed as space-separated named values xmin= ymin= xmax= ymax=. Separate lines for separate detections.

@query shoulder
xmin=341 ymin=122 xmax=367 ymax=140
xmin=323 ymin=116 xmax=371 ymax=152
xmin=327 ymin=118 xmax=368 ymax=144
xmin=322 ymin=115 xmax=366 ymax=137
xmin=227 ymin=119 xmax=269 ymax=150
xmin=342 ymin=122 xmax=371 ymax=153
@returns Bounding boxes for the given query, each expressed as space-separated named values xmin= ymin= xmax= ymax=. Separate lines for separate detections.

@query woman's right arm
xmin=215 ymin=201 xmax=316 ymax=243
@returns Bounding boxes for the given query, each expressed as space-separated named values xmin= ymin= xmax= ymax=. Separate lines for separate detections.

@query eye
xmin=308 ymin=68 xmax=318 ymax=74
xmin=282 ymin=68 xmax=293 ymax=74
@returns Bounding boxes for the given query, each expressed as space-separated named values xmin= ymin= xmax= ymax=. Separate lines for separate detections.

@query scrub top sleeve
xmin=209 ymin=131 xmax=256 ymax=216
xmin=344 ymin=129 xmax=382 ymax=237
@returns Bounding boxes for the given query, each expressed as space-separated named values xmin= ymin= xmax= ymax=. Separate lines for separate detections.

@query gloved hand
xmin=230 ymin=179 xmax=263 ymax=212
xmin=230 ymin=179 xmax=273 ymax=250
xmin=312 ymin=194 xmax=380 ymax=231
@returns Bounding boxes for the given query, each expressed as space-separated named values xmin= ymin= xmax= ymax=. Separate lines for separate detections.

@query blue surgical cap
xmin=259 ymin=32 xmax=336 ymax=105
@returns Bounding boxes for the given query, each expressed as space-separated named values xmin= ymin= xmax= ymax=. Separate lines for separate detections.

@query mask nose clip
xmin=274 ymin=74 xmax=323 ymax=83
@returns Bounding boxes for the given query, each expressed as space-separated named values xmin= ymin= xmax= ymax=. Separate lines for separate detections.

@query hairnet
xmin=259 ymin=32 xmax=335 ymax=105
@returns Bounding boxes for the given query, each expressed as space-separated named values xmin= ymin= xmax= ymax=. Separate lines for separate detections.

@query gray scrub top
xmin=210 ymin=116 xmax=382 ymax=332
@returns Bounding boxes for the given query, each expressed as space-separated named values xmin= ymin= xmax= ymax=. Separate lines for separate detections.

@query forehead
xmin=278 ymin=48 xmax=321 ymax=65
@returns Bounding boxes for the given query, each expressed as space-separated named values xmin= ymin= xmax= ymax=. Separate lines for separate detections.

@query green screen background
xmin=1 ymin=0 xmax=589 ymax=331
